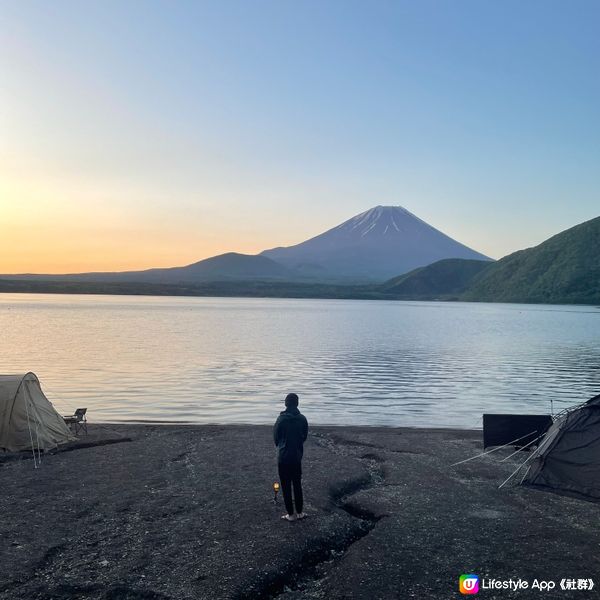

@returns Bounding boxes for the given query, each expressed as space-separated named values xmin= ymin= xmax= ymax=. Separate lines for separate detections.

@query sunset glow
xmin=1 ymin=1 xmax=599 ymax=273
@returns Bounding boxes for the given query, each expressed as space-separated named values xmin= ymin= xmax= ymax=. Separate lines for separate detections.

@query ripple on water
xmin=0 ymin=294 xmax=598 ymax=428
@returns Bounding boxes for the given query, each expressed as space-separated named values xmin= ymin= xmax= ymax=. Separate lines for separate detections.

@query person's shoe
xmin=296 ymin=512 xmax=307 ymax=520
xmin=281 ymin=514 xmax=296 ymax=521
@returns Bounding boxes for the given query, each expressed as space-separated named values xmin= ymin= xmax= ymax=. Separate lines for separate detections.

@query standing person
xmin=273 ymin=393 xmax=309 ymax=521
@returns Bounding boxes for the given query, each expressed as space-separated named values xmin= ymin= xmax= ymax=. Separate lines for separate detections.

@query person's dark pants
xmin=278 ymin=462 xmax=303 ymax=515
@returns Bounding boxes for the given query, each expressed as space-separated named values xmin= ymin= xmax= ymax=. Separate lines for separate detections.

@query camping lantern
xmin=273 ymin=481 xmax=280 ymax=503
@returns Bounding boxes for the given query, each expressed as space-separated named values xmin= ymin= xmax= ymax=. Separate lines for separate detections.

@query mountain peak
xmin=335 ymin=205 xmax=430 ymax=238
xmin=261 ymin=205 xmax=491 ymax=281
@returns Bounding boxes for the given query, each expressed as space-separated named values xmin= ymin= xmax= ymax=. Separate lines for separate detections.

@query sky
xmin=1 ymin=0 xmax=599 ymax=273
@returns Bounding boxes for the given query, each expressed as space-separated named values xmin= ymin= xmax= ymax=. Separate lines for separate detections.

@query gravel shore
xmin=1 ymin=424 xmax=599 ymax=600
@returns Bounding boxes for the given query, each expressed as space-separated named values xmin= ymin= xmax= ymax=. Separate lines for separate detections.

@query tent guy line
xmin=449 ymin=431 xmax=538 ymax=467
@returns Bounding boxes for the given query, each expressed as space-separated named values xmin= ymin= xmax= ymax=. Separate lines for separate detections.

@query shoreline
xmin=90 ymin=421 xmax=484 ymax=432
xmin=1 ymin=286 xmax=599 ymax=308
xmin=2 ymin=423 xmax=598 ymax=599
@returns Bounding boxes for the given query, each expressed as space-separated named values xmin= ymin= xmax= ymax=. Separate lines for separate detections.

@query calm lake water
xmin=1 ymin=293 xmax=598 ymax=428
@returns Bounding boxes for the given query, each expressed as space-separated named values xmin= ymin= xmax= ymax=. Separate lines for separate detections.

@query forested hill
xmin=381 ymin=259 xmax=492 ymax=298
xmin=463 ymin=216 xmax=600 ymax=304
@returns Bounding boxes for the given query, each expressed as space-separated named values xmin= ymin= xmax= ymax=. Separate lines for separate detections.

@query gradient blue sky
xmin=1 ymin=0 xmax=599 ymax=271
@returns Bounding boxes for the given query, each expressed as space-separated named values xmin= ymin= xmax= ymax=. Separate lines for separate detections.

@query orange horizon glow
xmin=0 ymin=172 xmax=303 ymax=274
xmin=0 ymin=221 xmax=278 ymax=274
xmin=0 ymin=180 xmax=286 ymax=273
xmin=0 ymin=243 xmax=270 ymax=275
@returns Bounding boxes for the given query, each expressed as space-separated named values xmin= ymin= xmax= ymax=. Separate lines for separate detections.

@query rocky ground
xmin=1 ymin=424 xmax=599 ymax=600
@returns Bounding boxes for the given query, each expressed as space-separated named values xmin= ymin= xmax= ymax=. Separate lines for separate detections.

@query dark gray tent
xmin=522 ymin=394 xmax=600 ymax=501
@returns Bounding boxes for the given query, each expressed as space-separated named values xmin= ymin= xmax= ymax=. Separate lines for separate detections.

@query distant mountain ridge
xmin=2 ymin=253 xmax=294 ymax=284
xmin=2 ymin=206 xmax=491 ymax=284
xmin=261 ymin=206 xmax=491 ymax=281
xmin=1 ymin=214 xmax=598 ymax=304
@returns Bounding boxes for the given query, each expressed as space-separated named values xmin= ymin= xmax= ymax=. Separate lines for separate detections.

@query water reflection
xmin=0 ymin=294 xmax=598 ymax=428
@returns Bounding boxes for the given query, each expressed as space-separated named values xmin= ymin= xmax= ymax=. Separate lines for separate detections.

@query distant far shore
xmin=3 ymin=278 xmax=401 ymax=301
xmin=1 ymin=279 xmax=598 ymax=306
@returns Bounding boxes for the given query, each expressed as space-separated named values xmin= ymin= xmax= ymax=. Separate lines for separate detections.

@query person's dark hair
xmin=285 ymin=393 xmax=299 ymax=408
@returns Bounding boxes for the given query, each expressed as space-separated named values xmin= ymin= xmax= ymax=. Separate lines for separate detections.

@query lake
xmin=0 ymin=293 xmax=598 ymax=428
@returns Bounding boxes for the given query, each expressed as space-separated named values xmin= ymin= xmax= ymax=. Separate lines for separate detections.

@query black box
xmin=482 ymin=414 xmax=553 ymax=449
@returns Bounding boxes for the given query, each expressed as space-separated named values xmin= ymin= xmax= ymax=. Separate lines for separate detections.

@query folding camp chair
xmin=63 ymin=408 xmax=88 ymax=435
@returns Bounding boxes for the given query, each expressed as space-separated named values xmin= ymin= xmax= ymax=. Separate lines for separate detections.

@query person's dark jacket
xmin=273 ymin=407 xmax=308 ymax=464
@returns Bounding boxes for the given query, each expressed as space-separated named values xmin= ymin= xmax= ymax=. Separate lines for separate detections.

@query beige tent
xmin=0 ymin=373 xmax=75 ymax=452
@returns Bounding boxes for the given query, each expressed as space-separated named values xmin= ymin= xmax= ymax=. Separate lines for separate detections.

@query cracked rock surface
xmin=1 ymin=425 xmax=599 ymax=599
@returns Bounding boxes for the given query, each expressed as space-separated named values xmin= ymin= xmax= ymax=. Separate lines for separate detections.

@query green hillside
xmin=381 ymin=259 xmax=492 ymax=299
xmin=463 ymin=216 xmax=600 ymax=304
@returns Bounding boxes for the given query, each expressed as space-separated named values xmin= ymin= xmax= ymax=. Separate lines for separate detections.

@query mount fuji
xmin=261 ymin=206 xmax=492 ymax=282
